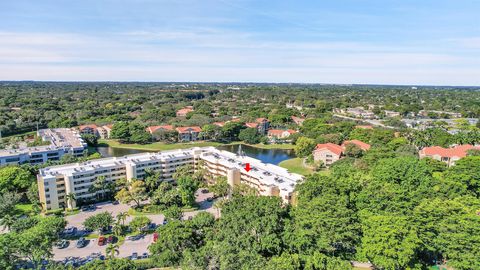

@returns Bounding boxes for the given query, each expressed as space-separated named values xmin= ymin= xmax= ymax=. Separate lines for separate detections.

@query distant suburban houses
xmin=176 ymin=106 xmax=194 ymax=117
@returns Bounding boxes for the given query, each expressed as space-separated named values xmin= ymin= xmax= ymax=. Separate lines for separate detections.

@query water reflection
xmin=94 ymin=144 xmax=295 ymax=165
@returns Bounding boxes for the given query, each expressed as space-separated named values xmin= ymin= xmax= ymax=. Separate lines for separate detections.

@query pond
xmin=94 ymin=144 xmax=295 ymax=165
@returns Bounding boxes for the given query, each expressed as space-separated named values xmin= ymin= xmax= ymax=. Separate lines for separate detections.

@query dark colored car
xmin=56 ymin=239 xmax=69 ymax=249
xmin=107 ymin=235 xmax=116 ymax=243
xmin=76 ymin=237 xmax=87 ymax=248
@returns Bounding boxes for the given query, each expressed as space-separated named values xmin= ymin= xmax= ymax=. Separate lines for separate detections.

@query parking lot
xmin=53 ymin=188 xmax=217 ymax=262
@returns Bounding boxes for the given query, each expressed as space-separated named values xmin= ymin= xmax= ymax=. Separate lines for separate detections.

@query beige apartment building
xmin=37 ymin=147 xmax=303 ymax=210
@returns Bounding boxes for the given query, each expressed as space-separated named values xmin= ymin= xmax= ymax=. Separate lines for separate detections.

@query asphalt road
xmin=53 ymin=188 xmax=217 ymax=261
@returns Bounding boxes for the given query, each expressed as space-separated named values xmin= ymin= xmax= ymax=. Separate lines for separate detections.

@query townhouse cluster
xmin=419 ymin=144 xmax=480 ymax=166
xmin=313 ymin=139 xmax=371 ymax=166
xmin=0 ymin=128 xmax=87 ymax=166
xmin=37 ymin=147 xmax=303 ymax=210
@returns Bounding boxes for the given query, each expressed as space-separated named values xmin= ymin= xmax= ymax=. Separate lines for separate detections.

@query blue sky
xmin=0 ymin=0 xmax=479 ymax=85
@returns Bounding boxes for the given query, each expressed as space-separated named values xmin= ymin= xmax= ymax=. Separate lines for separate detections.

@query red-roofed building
xmin=245 ymin=122 xmax=259 ymax=129
xmin=176 ymin=126 xmax=202 ymax=142
xmin=313 ymin=143 xmax=344 ymax=166
xmin=313 ymin=139 xmax=371 ymax=166
xmin=268 ymin=129 xmax=297 ymax=140
xmin=78 ymin=124 xmax=99 ymax=137
xmin=291 ymin=116 xmax=306 ymax=126
xmin=176 ymin=106 xmax=194 ymax=117
xmin=342 ymin=140 xmax=371 ymax=151
xmin=97 ymin=124 xmax=113 ymax=139
xmin=146 ymin=125 xmax=174 ymax=134
xmin=419 ymin=145 xmax=480 ymax=166
xmin=213 ymin=122 xmax=226 ymax=127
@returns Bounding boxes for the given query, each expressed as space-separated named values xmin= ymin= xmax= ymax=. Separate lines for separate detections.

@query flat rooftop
xmin=39 ymin=148 xmax=196 ymax=177
xmin=200 ymin=149 xmax=303 ymax=193
xmin=0 ymin=128 xmax=86 ymax=158
xmin=38 ymin=147 xmax=304 ymax=194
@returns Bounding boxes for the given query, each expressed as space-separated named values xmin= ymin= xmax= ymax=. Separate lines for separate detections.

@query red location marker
xmin=244 ymin=163 xmax=251 ymax=172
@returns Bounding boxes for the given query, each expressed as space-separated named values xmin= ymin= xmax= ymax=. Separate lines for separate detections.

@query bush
xmin=45 ymin=208 xmax=64 ymax=216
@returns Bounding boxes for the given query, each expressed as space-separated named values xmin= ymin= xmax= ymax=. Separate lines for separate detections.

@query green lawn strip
xmin=98 ymin=139 xmax=223 ymax=151
xmin=278 ymin=158 xmax=314 ymax=176
xmin=15 ymin=203 xmax=34 ymax=215
xmin=99 ymin=139 xmax=294 ymax=151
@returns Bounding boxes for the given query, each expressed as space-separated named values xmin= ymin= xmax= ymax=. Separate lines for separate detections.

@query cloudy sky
xmin=0 ymin=0 xmax=479 ymax=85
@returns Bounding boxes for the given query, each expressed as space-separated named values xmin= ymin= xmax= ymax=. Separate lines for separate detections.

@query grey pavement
xmin=54 ymin=188 xmax=217 ymax=261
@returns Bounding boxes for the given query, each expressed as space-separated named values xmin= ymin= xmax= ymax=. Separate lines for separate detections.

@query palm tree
xmin=116 ymin=211 xmax=128 ymax=226
xmin=65 ymin=192 xmax=76 ymax=210
xmin=90 ymin=176 xmax=107 ymax=200
xmin=0 ymin=214 xmax=16 ymax=231
xmin=112 ymin=222 xmax=123 ymax=237
xmin=106 ymin=243 xmax=120 ymax=259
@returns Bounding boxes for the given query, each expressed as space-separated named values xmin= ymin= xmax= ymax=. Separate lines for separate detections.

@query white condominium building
xmin=0 ymin=128 xmax=87 ymax=166
xmin=37 ymin=147 xmax=303 ymax=210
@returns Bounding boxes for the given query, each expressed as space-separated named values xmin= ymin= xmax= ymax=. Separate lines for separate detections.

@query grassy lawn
xmin=278 ymin=158 xmax=314 ymax=176
xmin=99 ymin=139 xmax=224 ymax=151
xmin=99 ymin=139 xmax=294 ymax=151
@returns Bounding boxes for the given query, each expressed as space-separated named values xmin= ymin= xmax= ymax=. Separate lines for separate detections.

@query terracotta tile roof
xmin=176 ymin=108 xmax=194 ymax=116
xmin=78 ymin=124 xmax=98 ymax=131
xmin=104 ymin=124 xmax=113 ymax=129
xmin=342 ymin=139 xmax=371 ymax=151
xmin=245 ymin=122 xmax=259 ymax=128
xmin=176 ymin=126 xmax=202 ymax=133
xmin=291 ymin=116 xmax=305 ymax=124
xmin=213 ymin=122 xmax=226 ymax=127
xmin=268 ymin=129 xmax=297 ymax=137
xmin=315 ymin=143 xmax=344 ymax=156
xmin=255 ymin=117 xmax=268 ymax=123
xmin=146 ymin=125 xmax=174 ymax=134
xmin=420 ymin=145 xmax=480 ymax=158
xmin=268 ymin=129 xmax=285 ymax=136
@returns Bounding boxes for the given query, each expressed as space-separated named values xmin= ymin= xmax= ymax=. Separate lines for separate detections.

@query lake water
xmin=94 ymin=144 xmax=295 ymax=165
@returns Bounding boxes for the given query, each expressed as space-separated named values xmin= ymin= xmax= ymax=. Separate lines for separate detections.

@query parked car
xmin=107 ymin=235 xmax=116 ymax=243
xmin=130 ymin=252 xmax=139 ymax=260
xmin=127 ymin=234 xmax=145 ymax=241
xmin=141 ymin=222 xmax=157 ymax=231
xmin=56 ymin=239 xmax=69 ymax=249
xmin=97 ymin=236 xmax=106 ymax=246
xmin=201 ymin=189 xmax=209 ymax=193
xmin=112 ymin=200 xmax=119 ymax=205
xmin=207 ymin=197 xmax=213 ymax=202
xmin=141 ymin=252 xmax=149 ymax=259
xmin=162 ymin=220 xmax=168 ymax=225
xmin=63 ymin=226 xmax=77 ymax=235
xmin=153 ymin=232 xmax=159 ymax=242
xmin=76 ymin=237 xmax=87 ymax=248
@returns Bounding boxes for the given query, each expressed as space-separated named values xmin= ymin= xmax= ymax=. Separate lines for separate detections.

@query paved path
xmin=54 ymin=188 xmax=217 ymax=261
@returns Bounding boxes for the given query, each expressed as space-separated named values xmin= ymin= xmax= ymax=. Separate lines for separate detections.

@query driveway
xmin=55 ymin=188 xmax=217 ymax=261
